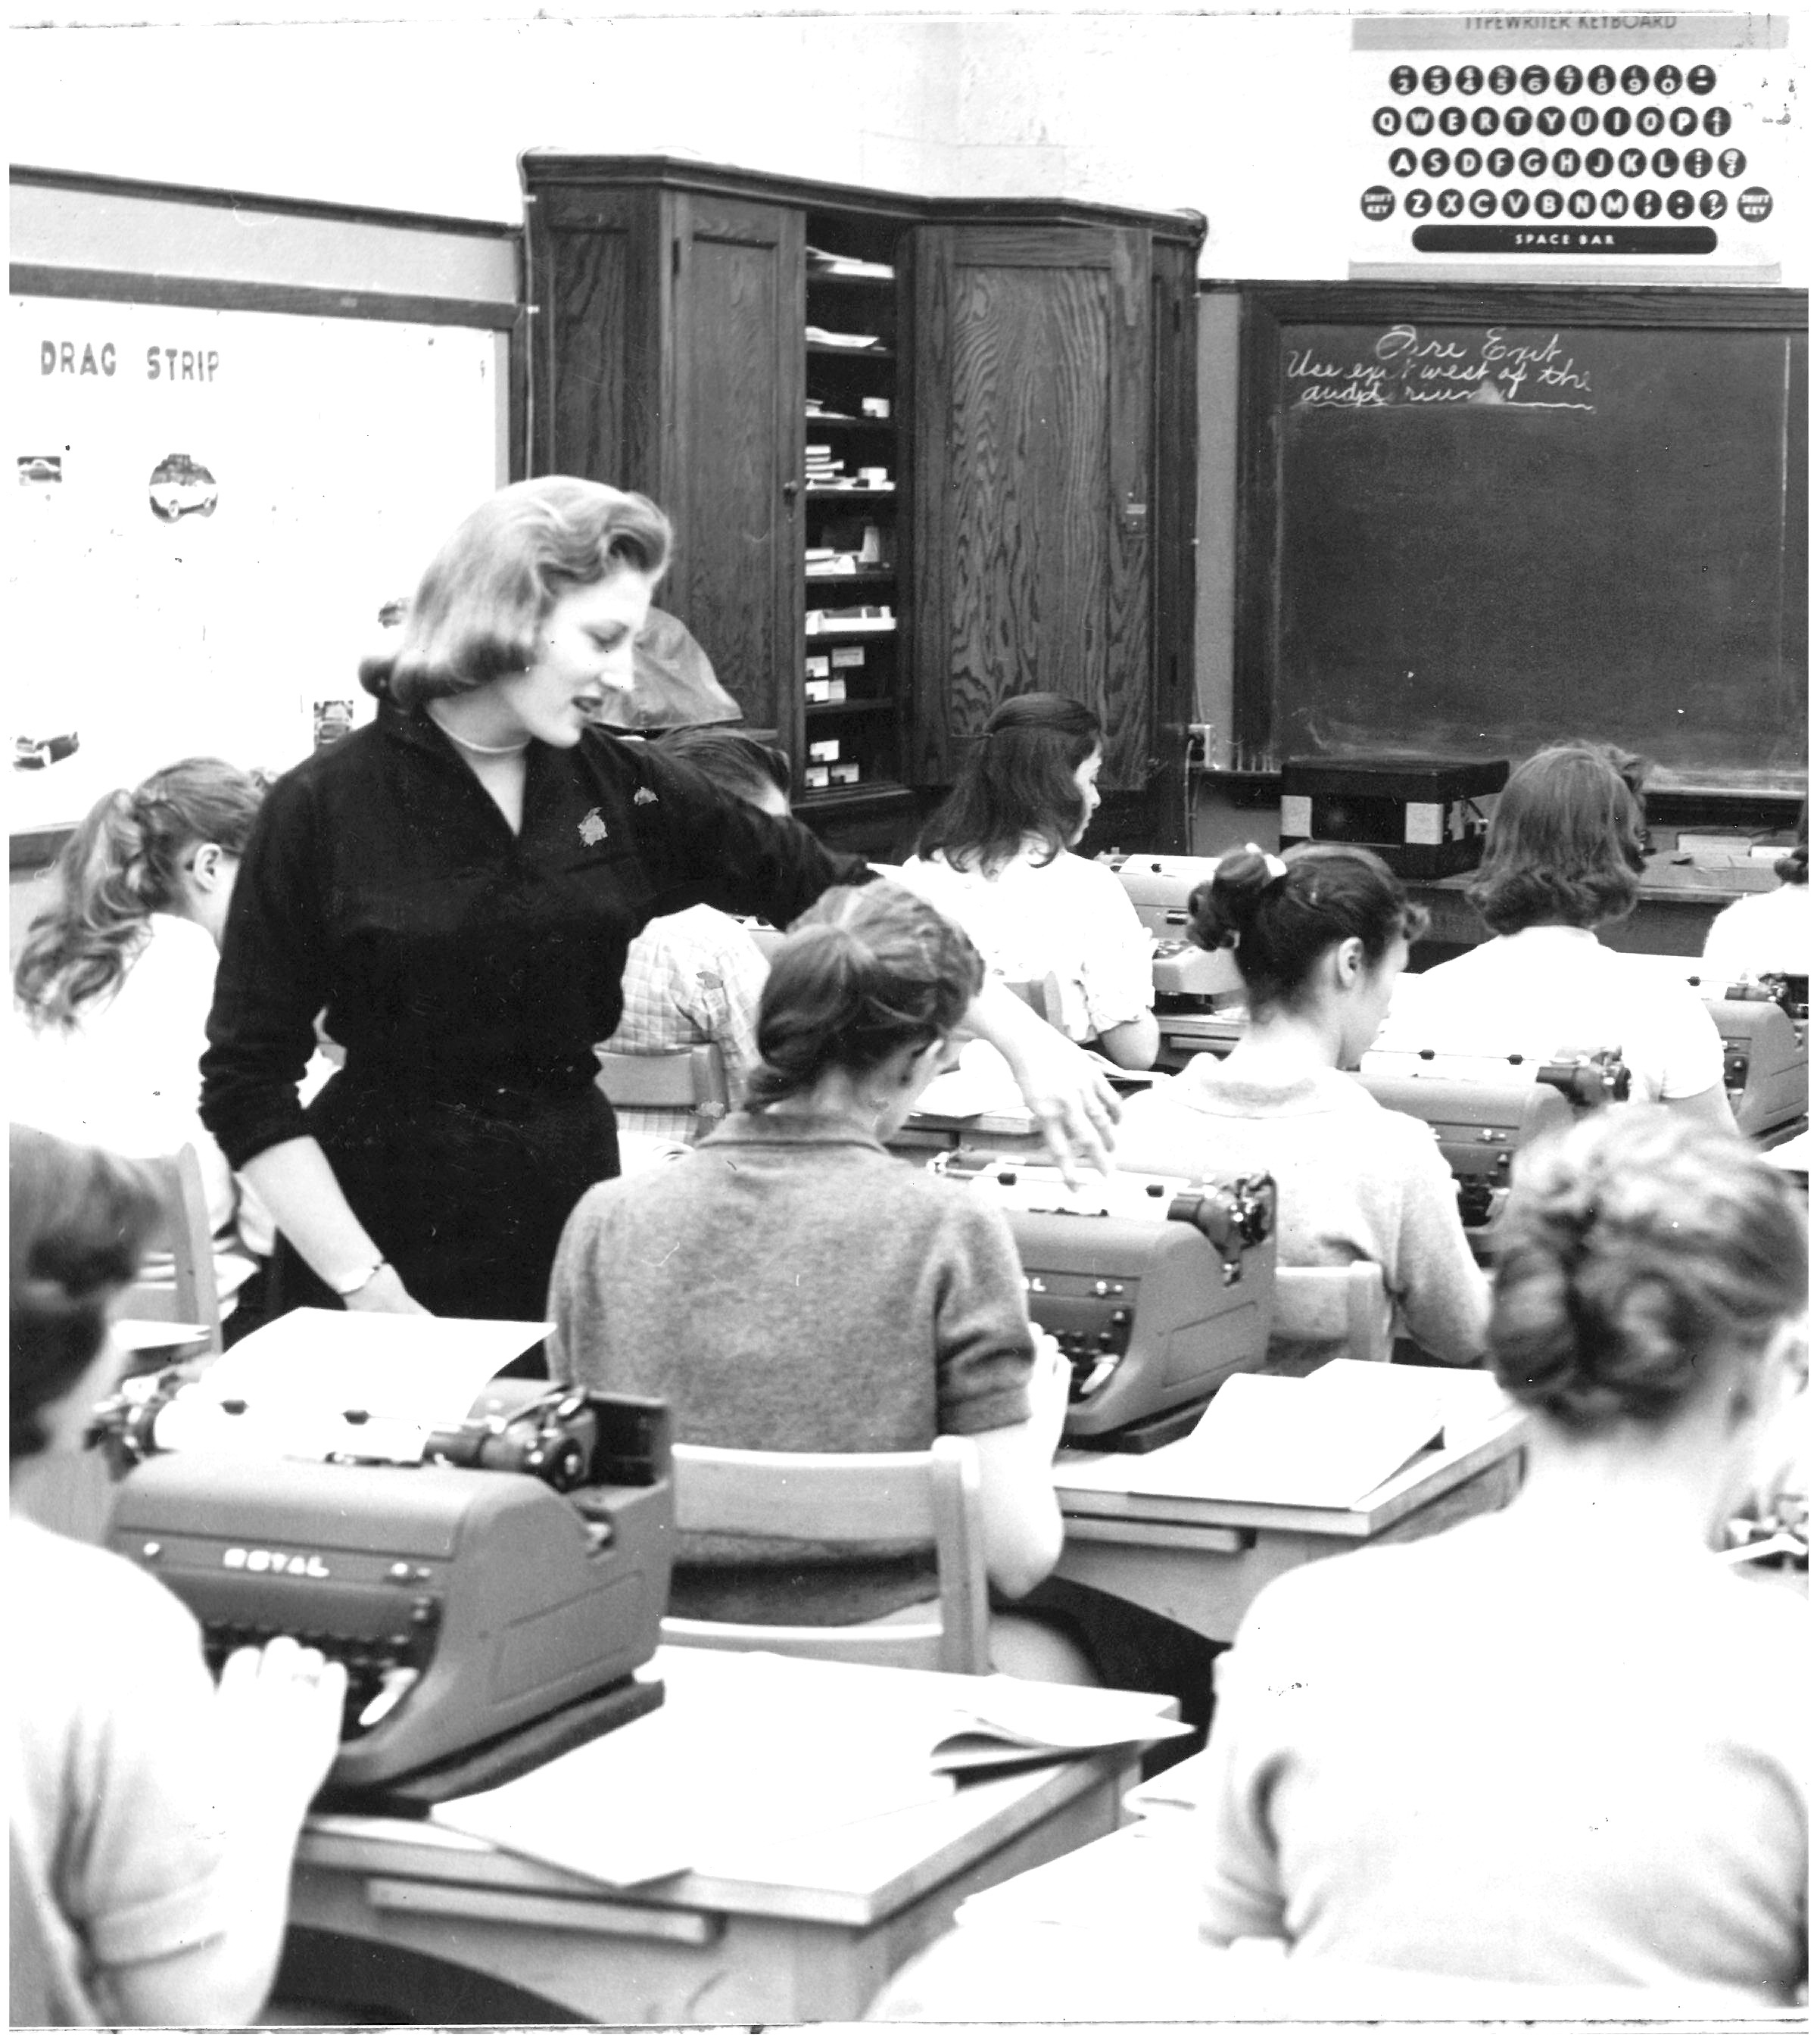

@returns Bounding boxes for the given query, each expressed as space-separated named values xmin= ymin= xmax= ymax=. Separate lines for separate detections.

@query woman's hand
xmin=1027 ymin=1326 xmax=1074 ymax=1450
xmin=341 ymin=1262 xmax=431 ymax=1315
xmin=214 ymin=1636 xmax=348 ymax=1818
xmin=965 ymin=979 xmax=1120 ymax=1183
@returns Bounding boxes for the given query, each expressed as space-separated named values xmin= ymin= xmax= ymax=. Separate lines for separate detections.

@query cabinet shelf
xmin=804 ymin=487 xmax=896 ymax=502
xmin=803 ymin=697 xmax=898 ymax=718
xmin=804 ymin=570 xmax=896 ymax=591
xmin=806 ymin=342 xmax=895 ymax=363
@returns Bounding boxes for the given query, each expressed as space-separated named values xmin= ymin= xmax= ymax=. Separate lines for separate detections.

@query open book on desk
xmin=431 ymin=1648 xmax=1186 ymax=1890
xmin=1071 ymin=1360 xmax=1514 ymax=1511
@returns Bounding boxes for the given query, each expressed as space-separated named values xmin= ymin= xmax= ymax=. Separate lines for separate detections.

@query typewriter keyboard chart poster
xmin=1350 ymin=14 xmax=1797 ymax=281
xmin=10 ymin=298 xmax=503 ymax=832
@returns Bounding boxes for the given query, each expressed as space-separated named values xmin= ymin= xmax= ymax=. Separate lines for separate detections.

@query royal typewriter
xmin=95 ymin=1376 xmax=675 ymax=1799
xmin=933 ymin=1158 xmax=1277 ymax=1449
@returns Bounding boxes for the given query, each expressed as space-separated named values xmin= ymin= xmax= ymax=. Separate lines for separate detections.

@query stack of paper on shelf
xmin=807 ymin=246 xmax=895 ymax=280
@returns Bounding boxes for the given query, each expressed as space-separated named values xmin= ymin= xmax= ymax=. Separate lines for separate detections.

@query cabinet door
xmin=911 ymin=223 xmax=1154 ymax=791
xmin=528 ymin=183 xmax=660 ymax=491
xmin=659 ymin=192 xmax=805 ymax=737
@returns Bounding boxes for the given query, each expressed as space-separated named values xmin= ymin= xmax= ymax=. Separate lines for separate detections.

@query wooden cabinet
xmin=523 ymin=155 xmax=1203 ymax=853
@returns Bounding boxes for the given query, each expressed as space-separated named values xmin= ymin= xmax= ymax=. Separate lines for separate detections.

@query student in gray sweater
xmin=547 ymin=880 xmax=1089 ymax=1682
xmin=1114 ymin=843 xmax=1488 ymax=1373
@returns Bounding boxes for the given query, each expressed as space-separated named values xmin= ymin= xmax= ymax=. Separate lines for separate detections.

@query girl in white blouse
xmin=11 ymin=758 xmax=272 ymax=1329
xmin=898 ymin=693 xmax=1158 ymax=1070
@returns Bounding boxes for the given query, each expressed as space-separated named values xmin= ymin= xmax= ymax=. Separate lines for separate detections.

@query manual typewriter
xmin=96 ymin=1379 xmax=674 ymax=1796
xmin=933 ymin=1158 xmax=1276 ymax=1448
xmin=1624 ymin=958 xmax=1809 ymax=1142
xmin=1095 ymin=851 xmax=1249 ymax=1064
xmin=1356 ymin=1048 xmax=1627 ymax=1241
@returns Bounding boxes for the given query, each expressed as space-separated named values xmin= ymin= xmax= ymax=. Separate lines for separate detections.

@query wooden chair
xmin=659 ymin=1435 xmax=992 ymax=1674
xmin=1271 ymin=1262 xmax=1393 ymax=1361
xmin=1002 ymin=973 xmax=1068 ymax=1031
xmin=114 ymin=1144 xmax=224 ymax=1357
xmin=595 ymin=1043 xmax=732 ymax=1142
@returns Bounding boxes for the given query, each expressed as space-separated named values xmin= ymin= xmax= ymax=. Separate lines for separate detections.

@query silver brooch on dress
xmin=578 ymin=809 xmax=609 ymax=846
xmin=634 ymin=786 xmax=658 ymax=806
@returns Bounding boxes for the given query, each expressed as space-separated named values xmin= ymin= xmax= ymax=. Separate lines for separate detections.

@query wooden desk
xmin=1054 ymin=1408 xmax=1529 ymax=1644
xmin=279 ymin=1647 xmax=1136 ymax=2024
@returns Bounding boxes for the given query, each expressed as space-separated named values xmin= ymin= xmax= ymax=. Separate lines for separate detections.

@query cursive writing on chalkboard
xmin=1286 ymin=326 xmax=1595 ymax=412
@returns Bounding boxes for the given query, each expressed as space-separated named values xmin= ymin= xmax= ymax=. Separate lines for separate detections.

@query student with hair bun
xmin=547 ymin=880 xmax=1090 ymax=1684
xmin=11 ymin=757 xmax=273 ymax=1330
xmin=9 ymin=1124 xmax=344 ymax=2026
xmin=1701 ymin=799 xmax=1809 ymax=986
xmin=1380 ymin=741 xmax=1733 ymax=1126
xmin=898 ymin=693 xmax=1158 ymax=1068
xmin=1198 ymin=1110 xmax=1809 ymax=2001
xmin=1113 ymin=842 xmax=1487 ymax=1372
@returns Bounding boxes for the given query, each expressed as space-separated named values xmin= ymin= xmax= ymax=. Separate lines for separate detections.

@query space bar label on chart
xmin=1412 ymin=226 xmax=1719 ymax=256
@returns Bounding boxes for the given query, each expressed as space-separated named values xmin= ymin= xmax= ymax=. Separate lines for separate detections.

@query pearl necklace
xmin=428 ymin=707 xmax=530 ymax=758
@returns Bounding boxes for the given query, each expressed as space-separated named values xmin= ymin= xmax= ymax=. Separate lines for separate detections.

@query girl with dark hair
xmin=1380 ymin=742 xmax=1732 ymax=1126
xmin=899 ymin=693 xmax=1158 ymax=1069
xmin=547 ymin=881 xmax=1090 ymax=1683
xmin=1198 ymin=1110 xmax=1809 ymax=2000
xmin=1701 ymin=798 xmax=1809 ymax=986
xmin=200 ymin=483 xmax=1118 ymax=1326
xmin=11 ymin=758 xmax=273 ymax=1325
xmin=1114 ymin=843 xmax=1486 ymax=1371
xmin=9 ymin=1125 xmax=344 ymax=2027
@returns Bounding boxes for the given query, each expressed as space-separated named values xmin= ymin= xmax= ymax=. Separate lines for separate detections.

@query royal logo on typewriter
xmin=223 ymin=1546 xmax=331 ymax=1578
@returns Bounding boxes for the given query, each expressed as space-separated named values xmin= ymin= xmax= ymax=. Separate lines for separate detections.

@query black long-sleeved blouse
xmin=200 ymin=703 xmax=868 ymax=1168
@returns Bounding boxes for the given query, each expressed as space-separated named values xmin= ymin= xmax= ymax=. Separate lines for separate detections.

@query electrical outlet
xmin=1186 ymin=723 xmax=1212 ymax=766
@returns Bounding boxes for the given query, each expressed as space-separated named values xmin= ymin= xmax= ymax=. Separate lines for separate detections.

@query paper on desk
xmin=431 ymin=1651 xmax=1185 ymax=1889
xmin=181 ymin=1307 xmax=551 ymax=1442
xmin=1073 ymin=1365 xmax=1446 ymax=1509
xmin=432 ymin=1666 xmax=957 ymax=1887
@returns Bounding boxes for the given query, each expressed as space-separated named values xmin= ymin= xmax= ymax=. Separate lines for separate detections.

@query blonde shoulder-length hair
xmin=363 ymin=477 xmax=673 ymax=710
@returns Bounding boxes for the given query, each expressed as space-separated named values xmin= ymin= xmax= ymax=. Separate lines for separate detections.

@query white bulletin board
xmin=11 ymin=296 xmax=505 ymax=833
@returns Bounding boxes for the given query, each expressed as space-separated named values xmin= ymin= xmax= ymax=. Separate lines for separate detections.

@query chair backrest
xmin=658 ymin=1435 xmax=992 ymax=1674
xmin=595 ymin=1044 xmax=732 ymax=1141
xmin=114 ymin=1145 xmax=223 ymax=1355
xmin=1002 ymin=972 xmax=1067 ymax=1032
xmin=1271 ymin=1262 xmax=1393 ymax=1361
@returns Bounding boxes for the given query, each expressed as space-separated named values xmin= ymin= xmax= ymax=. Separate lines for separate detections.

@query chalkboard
xmin=1234 ymin=288 xmax=1806 ymax=794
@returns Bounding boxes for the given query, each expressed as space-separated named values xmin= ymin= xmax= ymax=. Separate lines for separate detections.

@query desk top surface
xmin=1056 ymin=1404 xmax=1530 ymax=1539
xmin=300 ymin=1647 xmax=1133 ymax=1928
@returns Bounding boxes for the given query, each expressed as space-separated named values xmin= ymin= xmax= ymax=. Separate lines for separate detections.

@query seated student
xmin=11 ymin=759 xmax=275 ymax=1334
xmin=1701 ymin=801 xmax=1809 ymax=986
xmin=547 ymin=880 xmax=1090 ymax=1684
xmin=1379 ymin=741 xmax=1734 ymax=1128
xmin=1197 ymin=1110 xmax=1809 ymax=2003
xmin=8 ymin=1124 xmax=344 ymax=2027
xmin=1112 ymin=843 xmax=1488 ymax=1373
xmin=598 ymin=727 xmax=790 ymax=1143
xmin=896 ymin=693 xmax=1158 ymax=1070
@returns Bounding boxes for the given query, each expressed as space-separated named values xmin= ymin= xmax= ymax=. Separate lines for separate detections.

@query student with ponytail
xmin=1114 ymin=843 xmax=1487 ymax=1371
xmin=11 ymin=759 xmax=273 ymax=1329
xmin=547 ymin=880 xmax=1091 ymax=1683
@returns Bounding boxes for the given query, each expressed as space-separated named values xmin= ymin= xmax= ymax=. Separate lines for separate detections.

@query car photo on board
xmin=148 ymin=451 xmax=219 ymax=522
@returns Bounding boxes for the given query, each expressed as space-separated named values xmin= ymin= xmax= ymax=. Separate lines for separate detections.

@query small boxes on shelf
xmin=831 ymin=645 xmax=865 ymax=671
xmin=805 ymin=606 xmax=894 ymax=637
xmin=809 ymin=738 xmax=841 ymax=764
xmin=805 ymin=676 xmax=847 ymax=704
